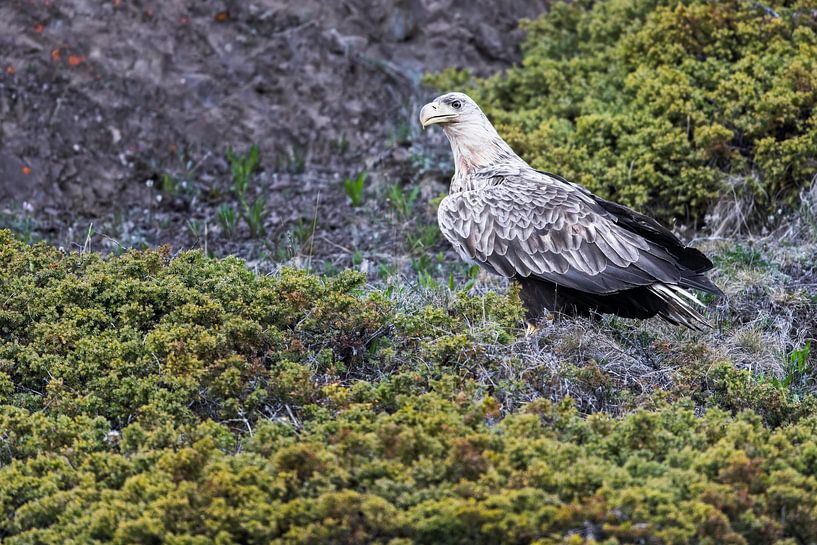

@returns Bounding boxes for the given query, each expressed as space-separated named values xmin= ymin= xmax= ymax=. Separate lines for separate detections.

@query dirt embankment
xmin=1 ymin=0 xmax=545 ymax=236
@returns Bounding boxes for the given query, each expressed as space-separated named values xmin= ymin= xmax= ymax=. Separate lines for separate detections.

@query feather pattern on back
xmin=437 ymin=165 xmax=722 ymax=327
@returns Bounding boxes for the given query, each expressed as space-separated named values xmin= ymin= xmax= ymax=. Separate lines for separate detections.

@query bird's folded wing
xmin=437 ymin=179 xmax=688 ymax=294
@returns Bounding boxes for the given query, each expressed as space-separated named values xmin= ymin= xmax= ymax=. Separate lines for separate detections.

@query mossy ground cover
xmin=427 ymin=0 xmax=817 ymax=225
xmin=2 ymin=224 xmax=817 ymax=544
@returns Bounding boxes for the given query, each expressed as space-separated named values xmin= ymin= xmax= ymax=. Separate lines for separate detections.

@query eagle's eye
xmin=451 ymin=100 xmax=462 ymax=110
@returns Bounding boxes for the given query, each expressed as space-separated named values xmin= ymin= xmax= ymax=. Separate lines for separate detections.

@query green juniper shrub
xmin=2 ymin=230 xmax=817 ymax=544
xmin=0 ymin=230 xmax=527 ymax=431
xmin=6 ymin=396 xmax=817 ymax=543
xmin=426 ymin=0 xmax=817 ymax=224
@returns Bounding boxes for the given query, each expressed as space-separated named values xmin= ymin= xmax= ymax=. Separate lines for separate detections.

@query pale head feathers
xmin=420 ymin=92 xmax=523 ymax=188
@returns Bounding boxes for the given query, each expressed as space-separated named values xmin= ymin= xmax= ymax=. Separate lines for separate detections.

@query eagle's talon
xmin=525 ymin=322 xmax=539 ymax=336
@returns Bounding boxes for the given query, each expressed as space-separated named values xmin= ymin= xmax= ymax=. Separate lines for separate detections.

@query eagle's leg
xmin=518 ymin=278 xmax=566 ymax=335
xmin=517 ymin=277 xmax=589 ymax=325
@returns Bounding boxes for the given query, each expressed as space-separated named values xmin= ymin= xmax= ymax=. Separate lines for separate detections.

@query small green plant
xmin=389 ymin=184 xmax=421 ymax=220
xmin=417 ymin=269 xmax=439 ymax=289
xmin=186 ymin=219 xmax=204 ymax=239
xmin=217 ymin=204 xmax=237 ymax=238
xmin=244 ymin=196 xmax=268 ymax=238
xmin=286 ymin=216 xmax=318 ymax=258
xmin=159 ymin=158 xmax=198 ymax=198
xmin=411 ymin=254 xmax=430 ymax=274
xmin=411 ymin=254 xmax=443 ymax=284
xmin=773 ymin=341 xmax=813 ymax=390
xmin=378 ymin=261 xmax=396 ymax=279
xmin=446 ymin=273 xmax=456 ymax=291
xmin=293 ymin=219 xmax=315 ymax=247
xmin=275 ymin=150 xmax=305 ymax=174
xmin=351 ymin=249 xmax=363 ymax=267
xmin=322 ymin=261 xmax=338 ymax=276
xmin=0 ymin=205 xmax=37 ymax=243
xmin=344 ymin=170 xmax=367 ymax=207
xmin=407 ymin=224 xmax=441 ymax=253
xmin=161 ymin=172 xmax=179 ymax=195
xmin=226 ymin=145 xmax=270 ymax=239
xmin=227 ymin=144 xmax=260 ymax=203
xmin=330 ymin=136 xmax=349 ymax=155
xmin=448 ymin=264 xmax=481 ymax=292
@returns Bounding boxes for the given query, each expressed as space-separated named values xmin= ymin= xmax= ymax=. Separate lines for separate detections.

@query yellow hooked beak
xmin=419 ymin=101 xmax=459 ymax=129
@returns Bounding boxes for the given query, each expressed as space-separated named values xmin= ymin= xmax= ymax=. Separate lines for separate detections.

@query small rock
xmin=109 ymin=126 xmax=122 ymax=145
xmin=326 ymin=28 xmax=368 ymax=55
xmin=392 ymin=147 xmax=410 ymax=163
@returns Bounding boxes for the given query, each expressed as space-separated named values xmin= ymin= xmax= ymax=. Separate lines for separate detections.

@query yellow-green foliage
xmin=427 ymin=0 xmax=817 ymax=223
xmin=2 ymin=231 xmax=817 ymax=544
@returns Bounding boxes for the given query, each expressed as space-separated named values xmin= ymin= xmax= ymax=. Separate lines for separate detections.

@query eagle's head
xmin=419 ymin=92 xmax=484 ymax=131
xmin=419 ymin=92 xmax=520 ymax=177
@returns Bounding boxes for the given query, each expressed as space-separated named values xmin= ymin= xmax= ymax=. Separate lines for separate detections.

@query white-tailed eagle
xmin=420 ymin=92 xmax=722 ymax=331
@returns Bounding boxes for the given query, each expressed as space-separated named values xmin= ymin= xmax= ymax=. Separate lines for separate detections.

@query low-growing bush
xmin=1 ymin=231 xmax=816 ymax=544
xmin=0 ymin=230 xmax=526 ymax=431
xmin=427 ymin=0 xmax=817 ymax=224
xmin=5 ymin=395 xmax=817 ymax=543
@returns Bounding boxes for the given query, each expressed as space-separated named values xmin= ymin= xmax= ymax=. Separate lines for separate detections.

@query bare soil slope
xmin=1 ymin=0 xmax=545 ymax=254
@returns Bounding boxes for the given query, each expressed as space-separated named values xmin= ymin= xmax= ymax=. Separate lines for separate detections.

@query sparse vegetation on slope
xmin=427 ymin=0 xmax=817 ymax=225
xmin=2 ymin=221 xmax=817 ymax=543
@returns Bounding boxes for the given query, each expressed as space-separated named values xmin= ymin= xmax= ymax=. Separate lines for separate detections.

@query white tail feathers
xmin=650 ymin=283 xmax=712 ymax=331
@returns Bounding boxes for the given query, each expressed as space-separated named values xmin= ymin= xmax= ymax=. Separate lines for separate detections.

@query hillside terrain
xmin=2 ymin=0 xmax=817 ymax=543
xmin=1 ymin=0 xmax=544 ymax=270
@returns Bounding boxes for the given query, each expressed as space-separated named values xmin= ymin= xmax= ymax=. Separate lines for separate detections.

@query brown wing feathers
xmin=539 ymin=170 xmax=720 ymax=285
xmin=440 ymin=179 xmax=661 ymax=293
xmin=437 ymin=168 xmax=721 ymax=326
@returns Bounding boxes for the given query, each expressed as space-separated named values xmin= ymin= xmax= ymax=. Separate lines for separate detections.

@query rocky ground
xmin=1 ymin=0 xmax=546 ymax=272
